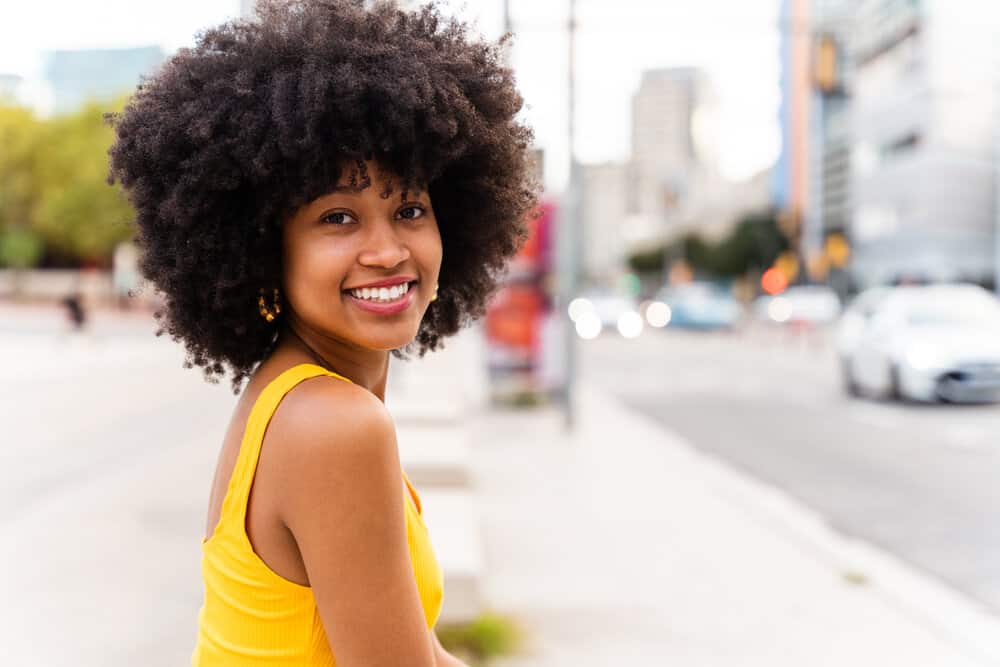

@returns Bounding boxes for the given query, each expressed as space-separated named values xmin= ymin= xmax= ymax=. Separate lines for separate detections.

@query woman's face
xmin=281 ymin=160 xmax=442 ymax=353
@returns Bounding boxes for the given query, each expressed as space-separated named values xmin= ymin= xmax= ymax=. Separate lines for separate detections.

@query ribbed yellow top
xmin=191 ymin=363 xmax=444 ymax=665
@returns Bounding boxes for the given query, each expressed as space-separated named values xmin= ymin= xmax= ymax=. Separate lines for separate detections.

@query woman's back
xmin=192 ymin=363 xmax=443 ymax=665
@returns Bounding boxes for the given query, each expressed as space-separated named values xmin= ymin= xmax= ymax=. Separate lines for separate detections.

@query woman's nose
xmin=358 ymin=219 xmax=411 ymax=268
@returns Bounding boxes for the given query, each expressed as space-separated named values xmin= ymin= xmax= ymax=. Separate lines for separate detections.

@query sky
xmin=0 ymin=0 xmax=782 ymax=192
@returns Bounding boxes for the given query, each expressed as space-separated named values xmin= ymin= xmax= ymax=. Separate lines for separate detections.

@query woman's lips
xmin=345 ymin=283 xmax=416 ymax=315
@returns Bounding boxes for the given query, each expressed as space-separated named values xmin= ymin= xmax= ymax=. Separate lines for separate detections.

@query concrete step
xmin=386 ymin=393 xmax=463 ymax=425
xmin=419 ymin=489 xmax=485 ymax=624
xmin=397 ymin=425 xmax=471 ymax=488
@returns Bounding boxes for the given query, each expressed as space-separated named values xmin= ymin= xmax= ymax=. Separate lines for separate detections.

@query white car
xmin=754 ymin=285 xmax=842 ymax=326
xmin=835 ymin=284 xmax=1000 ymax=403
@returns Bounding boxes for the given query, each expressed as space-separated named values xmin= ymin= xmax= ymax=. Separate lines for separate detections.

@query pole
xmin=995 ymin=30 xmax=1000 ymax=294
xmin=502 ymin=0 xmax=512 ymax=68
xmin=562 ymin=0 xmax=580 ymax=430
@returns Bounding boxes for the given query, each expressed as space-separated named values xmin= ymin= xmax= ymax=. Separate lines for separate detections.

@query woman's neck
xmin=275 ymin=322 xmax=390 ymax=401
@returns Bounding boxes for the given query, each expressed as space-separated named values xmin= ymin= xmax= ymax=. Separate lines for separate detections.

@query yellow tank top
xmin=191 ymin=363 xmax=444 ymax=665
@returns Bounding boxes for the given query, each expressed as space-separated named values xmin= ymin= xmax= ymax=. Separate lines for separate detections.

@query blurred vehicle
xmin=754 ymin=285 xmax=842 ymax=326
xmin=654 ymin=281 xmax=743 ymax=330
xmin=835 ymin=283 xmax=1000 ymax=403
xmin=834 ymin=285 xmax=893 ymax=357
xmin=568 ymin=291 xmax=643 ymax=340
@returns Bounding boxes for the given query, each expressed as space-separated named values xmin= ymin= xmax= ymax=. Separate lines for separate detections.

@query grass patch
xmin=842 ymin=569 xmax=869 ymax=586
xmin=436 ymin=611 xmax=526 ymax=666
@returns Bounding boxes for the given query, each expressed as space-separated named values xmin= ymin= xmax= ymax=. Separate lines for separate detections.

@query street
xmin=582 ymin=324 xmax=1000 ymax=613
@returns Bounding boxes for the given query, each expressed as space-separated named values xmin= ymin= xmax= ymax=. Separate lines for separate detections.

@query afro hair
xmin=105 ymin=0 xmax=541 ymax=393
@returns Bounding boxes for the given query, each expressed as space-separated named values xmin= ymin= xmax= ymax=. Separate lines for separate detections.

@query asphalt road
xmin=581 ymin=324 xmax=1000 ymax=613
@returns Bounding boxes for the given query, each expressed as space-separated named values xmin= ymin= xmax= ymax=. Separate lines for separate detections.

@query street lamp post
xmin=561 ymin=0 xmax=581 ymax=430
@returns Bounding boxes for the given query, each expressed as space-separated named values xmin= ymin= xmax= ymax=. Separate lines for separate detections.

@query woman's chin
xmin=354 ymin=328 xmax=420 ymax=353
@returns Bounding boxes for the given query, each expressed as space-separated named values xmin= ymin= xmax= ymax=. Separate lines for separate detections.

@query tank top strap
xmin=217 ymin=363 xmax=354 ymax=533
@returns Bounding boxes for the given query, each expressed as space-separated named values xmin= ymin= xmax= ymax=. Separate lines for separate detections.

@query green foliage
xmin=0 ymin=95 xmax=135 ymax=267
xmin=436 ymin=612 xmax=524 ymax=666
xmin=627 ymin=209 xmax=789 ymax=280
xmin=0 ymin=105 xmax=44 ymax=240
xmin=842 ymin=570 xmax=869 ymax=586
xmin=711 ymin=209 xmax=789 ymax=276
xmin=34 ymin=99 xmax=135 ymax=264
xmin=627 ymin=246 xmax=666 ymax=274
xmin=0 ymin=227 xmax=44 ymax=268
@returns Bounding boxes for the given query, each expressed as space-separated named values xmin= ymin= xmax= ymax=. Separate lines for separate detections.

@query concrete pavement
xmin=425 ymin=327 xmax=1000 ymax=666
xmin=2 ymin=306 xmax=999 ymax=665
xmin=470 ymin=385 xmax=1000 ymax=665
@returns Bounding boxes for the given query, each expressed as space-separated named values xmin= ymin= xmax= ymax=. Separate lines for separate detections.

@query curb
xmin=584 ymin=381 xmax=1000 ymax=664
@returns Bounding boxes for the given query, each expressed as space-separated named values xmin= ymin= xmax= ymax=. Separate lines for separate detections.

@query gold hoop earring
xmin=430 ymin=283 xmax=438 ymax=302
xmin=258 ymin=287 xmax=281 ymax=322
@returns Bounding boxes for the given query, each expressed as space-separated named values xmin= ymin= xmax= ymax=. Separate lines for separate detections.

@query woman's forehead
xmin=331 ymin=159 xmax=427 ymax=196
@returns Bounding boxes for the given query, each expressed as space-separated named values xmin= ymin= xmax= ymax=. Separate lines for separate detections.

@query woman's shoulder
xmin=265 ymin=366 xmax=397 ymax=466
xmin=263 ymin=369 xmax=403 ymax=540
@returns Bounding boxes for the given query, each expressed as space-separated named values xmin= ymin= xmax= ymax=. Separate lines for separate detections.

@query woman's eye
xmin=322 ymin=212 xmax=356 ymax=225
xmin=398 ymin=205 xmax=425 ymax=220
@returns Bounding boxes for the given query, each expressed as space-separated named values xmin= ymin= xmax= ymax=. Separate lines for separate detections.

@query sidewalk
xmin=3 ymin=308 xmax=999 ymax=665
xmin=464 ymin=380 xmax=1000 ymax=666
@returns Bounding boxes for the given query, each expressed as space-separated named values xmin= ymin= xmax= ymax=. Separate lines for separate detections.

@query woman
xmin=105 ymin=1 xmax=539 ymax=664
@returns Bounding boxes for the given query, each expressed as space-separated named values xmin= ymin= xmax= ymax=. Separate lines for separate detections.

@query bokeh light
xmin=617 ymin=311 xmax=644 ymax=338
xmin=645 ymin=301 xmax=672 ymax=328
xmin=768 ymin=296 xmax=792 ymax=323
xmin=575 ymin=311 xmax=602 ymax=339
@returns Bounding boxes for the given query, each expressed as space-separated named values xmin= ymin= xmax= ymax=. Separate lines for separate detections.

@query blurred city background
xmin=3 ymin=0 xmax=1000 ymax=665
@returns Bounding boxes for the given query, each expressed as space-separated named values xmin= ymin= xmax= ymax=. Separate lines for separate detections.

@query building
xmin=0 ymin=74 xmax=24 ymax=105
xmin=697 ymin=169 xmax=773 ymax=243
xmin=809 ymin=0 xmax=855 ymax=293
xmin=579 ymin=162 xmax=628 ymax=283
xmin=628 ymin=67 xmax=716 ymax=241
xmin=773 ymin=0 xmax=813 ymax=243
xmin=43 ymin=47 xmax=166 ymax=115
xmin=848 ymin=0 xmax=999 ymax=287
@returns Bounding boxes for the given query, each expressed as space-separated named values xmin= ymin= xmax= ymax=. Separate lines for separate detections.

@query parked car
xmin=655 ymin=282 xmax=743 ymax=330
xmin=568 ymin=291 xmax=643 ymax=339
xmin=835 ymin=283 xmax=1000 ymax=403
xmin=754 ymin=285 xmax=842 ymax=326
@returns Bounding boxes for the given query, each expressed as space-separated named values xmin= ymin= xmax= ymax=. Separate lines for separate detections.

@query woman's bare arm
xmin=273 ymin=378 xmax=438 ymax=667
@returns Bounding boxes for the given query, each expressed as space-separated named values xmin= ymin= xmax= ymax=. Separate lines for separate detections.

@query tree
xmin=32 ymin=97 xmax=135 ymax=266
xmin=626 ymin=208 xmax=789 ymax=282
xmin=0 ymin=104 xmax=46 ymax=269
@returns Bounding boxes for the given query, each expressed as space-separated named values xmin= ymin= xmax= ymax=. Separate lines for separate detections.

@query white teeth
xmin=350 ymin=282 xmax=411 ymax=302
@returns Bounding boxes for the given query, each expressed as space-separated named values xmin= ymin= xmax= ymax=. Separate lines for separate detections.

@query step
xmin=386 ymin=391 xmax=464 ymax=426
xmin=397 ymin=425 xmax=471 ymax=488
xmin=419 ymin=489 xmax=485 ymax=624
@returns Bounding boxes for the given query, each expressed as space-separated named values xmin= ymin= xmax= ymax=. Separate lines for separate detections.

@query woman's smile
xmin=344 ymin=280 xmax=418 ymax=315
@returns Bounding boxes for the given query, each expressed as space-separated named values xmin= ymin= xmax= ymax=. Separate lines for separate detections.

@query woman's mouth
xmin=344 ymin=281 xmax=417 ymax=315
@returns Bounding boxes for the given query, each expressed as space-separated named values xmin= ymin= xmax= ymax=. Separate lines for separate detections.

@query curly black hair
xmin=104 ymin=0 xmax=540 ymax=393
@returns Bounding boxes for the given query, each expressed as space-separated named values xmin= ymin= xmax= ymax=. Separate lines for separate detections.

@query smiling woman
xmin=279 ymin=161 xmax=444 ymax=356
xmin=102 ymin=1 xmax=539 ymax=665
